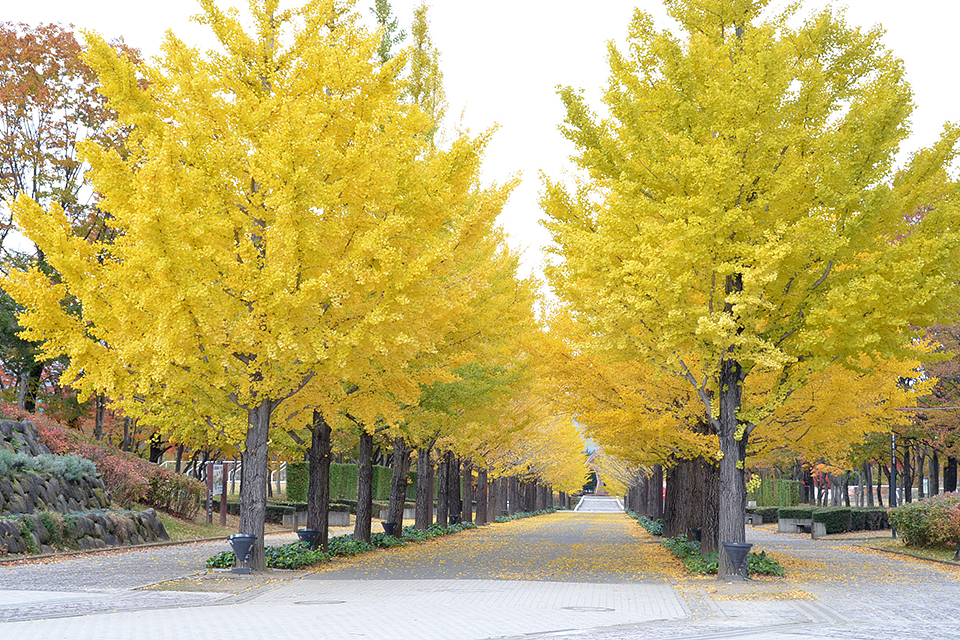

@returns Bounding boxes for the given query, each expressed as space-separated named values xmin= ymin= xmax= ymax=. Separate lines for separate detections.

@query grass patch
xmin=862 ymin=539 xmax=960 ymax=565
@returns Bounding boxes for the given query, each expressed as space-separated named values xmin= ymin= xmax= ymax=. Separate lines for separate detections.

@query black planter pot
xmin=297 ymin=528 xmax=322 ymax=549
xmin=227 ymin=533 xmax=257 ymax=574
xmin=382 ymin=521 xmax=398 ymax=537
xmin=721 ymin=542 xmax=753 ymax=580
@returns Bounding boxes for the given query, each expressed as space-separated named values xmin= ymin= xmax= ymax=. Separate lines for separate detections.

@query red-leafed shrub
xmin=0 ymin=402 xmax=204 ymax=518
xmin=889 ymin=491 xmax=960 ymax=550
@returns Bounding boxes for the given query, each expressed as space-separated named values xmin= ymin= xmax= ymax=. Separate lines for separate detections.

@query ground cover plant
xmin=206 ymin=522 xmax=478 ymax=570
xmin=661 ymin=534 xmax=784 ymax=577
xmin=494 ymin=508 xmax=557 ymax=523
xmin=0 ymin=449 xmax=95 ymax=481
xmin=625 ymin=510 xmax=664 ymax=536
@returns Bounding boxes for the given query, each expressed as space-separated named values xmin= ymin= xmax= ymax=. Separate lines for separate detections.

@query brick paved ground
xmin=1 ymin=497 xmax=958 ymax=639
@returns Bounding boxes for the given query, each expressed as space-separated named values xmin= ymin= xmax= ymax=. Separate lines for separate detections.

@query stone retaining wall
xmin=0 ymin=471 xmax=110 ymax=514
xmin=0 ymin=420 xmax=50 ymax=457
xmin=0 ymin=419 xmax=110 ymax=515
xmin=0 ymin=508 xmax=169 ymax=556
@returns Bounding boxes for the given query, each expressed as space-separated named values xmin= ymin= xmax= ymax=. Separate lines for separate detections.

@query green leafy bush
xmin=890 ymin=492 xmax=960 ymax=549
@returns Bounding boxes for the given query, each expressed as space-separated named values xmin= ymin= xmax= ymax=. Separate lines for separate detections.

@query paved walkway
xmin=0 ymin=497 xmax=958 ymax=639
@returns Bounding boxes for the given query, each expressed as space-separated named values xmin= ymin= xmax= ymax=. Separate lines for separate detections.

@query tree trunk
xmin=945 ymin=456 xmax=958 ymax=493
xmin=639 ymin=477 xmax=649 ymax=515
xmin=175 ymin=444 xmax=184 ymax=473
xmin=387 ymin=437 xmax=411 ymax=535
xmin=354 ymin=430 xmax=374 ymax=543
xmin=477 ymin=468 xmax=488 ymax=524
xmin=239 ymin=400 xmax=271 ymax=572
xmin=801 ymin=467 xmax=813 ymax=504
xmin=716 ymin=274 xmax=748 ymax=578
xmin=21 ymin=361 xmax=44 ymax=413
xmin=508 ymin=476 xmax=518 ymax=515
xmin=663 ymin=454 xmax=719 ymax=554
xmin=415 ymin=446 xmax=432 ymax=530
xmin=306 ymin=411 xmax=332 ymax=550
xmin=902 ymin=442 xmax=913 ymax=503
xmin=436 ymin=450 xmax=449 ymax=526
xmin=864 ymin=462 xmax=874 ymax=507
xmin=875 ymin=460 xmax=884 ymax=508
xmin=428 ymin=461 xmax=434 ymax=524
xmin=917 ymin=447 xmax=926 ymax=500
xmin=461 ymin=460 xmax=473 ymax=523
xmin=449 ymin=455 xmax=461 ymax=521
xmin=842 ymin=471 xmax=851 ymax=507
xmin=652 ymin=465 xmax=664 ymax=519
xmin=487 ymin=474 xmax=499 ymax=522
xmin=646 ymin=470 xmax=660 ymax=517
xmin=94 ymin=394 xmax=106 ymax=441
xmin=525 ymin=481 xmax=537 ymax=512
xmin=931 ymin=451 xmax=940 ymax=496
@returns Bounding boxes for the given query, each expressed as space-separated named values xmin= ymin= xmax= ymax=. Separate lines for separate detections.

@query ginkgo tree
xmin=543 ymin=0 xmax=960 ymax=572
xmin=4 ymin=0 xmax=509 ymax=570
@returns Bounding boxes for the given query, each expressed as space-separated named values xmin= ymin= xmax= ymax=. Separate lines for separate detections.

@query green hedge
xmin=211 ymin=499 xmax=294 ymax=523
xmin=329 ymin=463 xmax=358 ymax=501
xmin=774 ymin=506 xmax=889 ymax=533
xmin=371 ymin=465 xmax=392 ymax=501
xmin=777 ymin=506 xmax=814 ymax=520
xmin=812 ymin=507 xmax=852 ymax=534
xmin=748 ymin=478 xmax=801 ymax=507
xmin=746 ymin=506 xmax=780 ymax=523
xmin=286 ymin=462 xmax=309 ymax=502
xmin=852 ymin=508 xmax=889 ymax=531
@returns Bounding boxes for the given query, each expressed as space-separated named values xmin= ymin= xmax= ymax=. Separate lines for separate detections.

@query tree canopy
xmin=542 ymin=0 xmax=960 ymax=556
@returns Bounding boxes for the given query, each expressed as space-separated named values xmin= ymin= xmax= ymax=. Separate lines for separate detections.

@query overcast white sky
xmin=6 ymin=1 xmax=957 ymax=278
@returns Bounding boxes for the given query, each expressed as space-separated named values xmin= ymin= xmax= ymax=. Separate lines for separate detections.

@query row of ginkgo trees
xmin=3 ymin=0 xmax=589 ymax=570
xmin=537 ymin=0 xmax=960 ymax=576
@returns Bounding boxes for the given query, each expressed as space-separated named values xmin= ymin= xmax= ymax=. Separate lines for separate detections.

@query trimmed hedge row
xmin=769 ymin=506 xmax=889 ymax=533
xmin=285 ymin=462 xmax=395 ymax=503
xmin=746 ymin=507 xmax=780 ymax=523
xmin=747 ymin=478 xmax=801 ymax=507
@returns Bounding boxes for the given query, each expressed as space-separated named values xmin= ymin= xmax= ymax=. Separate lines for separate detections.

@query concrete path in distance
xmin=1 ymin=497 xmax=960 ymax=639
xmin=574 ymin=495 xmax=624 ymax=512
